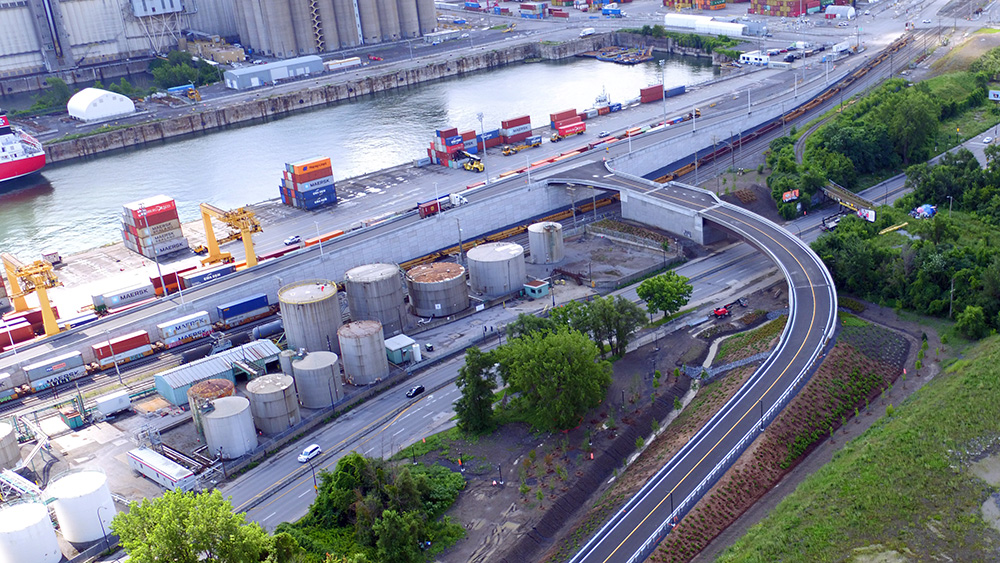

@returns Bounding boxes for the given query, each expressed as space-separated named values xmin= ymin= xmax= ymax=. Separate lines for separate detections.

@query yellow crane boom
xmin=199 ymin=203 xmax=262 ymax=268
xmin=1 ymin=252 xmax=62 ymax=337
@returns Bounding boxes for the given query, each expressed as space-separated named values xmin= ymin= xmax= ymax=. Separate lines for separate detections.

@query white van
xmin=580 ymin=28 xmax=596 ymax=37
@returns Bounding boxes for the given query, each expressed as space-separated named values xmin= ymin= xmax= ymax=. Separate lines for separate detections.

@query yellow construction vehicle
xmin=1 ymin=253 xmax=62 ymax=337
xmin=197 ymin=203 xmax=262 ymax=268
xmin=501 ymin=135 xmax=542 ymax=156
xmin=458 ymin=150 xmax=484 ymax=172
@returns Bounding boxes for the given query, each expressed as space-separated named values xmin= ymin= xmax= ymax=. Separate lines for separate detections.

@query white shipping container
xmin=93 ymin=283 xmax=155 ymax=310
xmin=152 ymin=238 xmax=189 ymax=256
xmin=163 ymin=327 xmax=213 ymax=348
xmin=95 ymin=390 xmax=131 ymax=416
xmin=30 ymin=365 xmax=88 ymax=390
xmin=156 ymin=311 xmax=212 ymax=340
xmin=128 ymin=227 xmax=184 ymax=246
xmin=507 ymin=123 xmax=532 ymax=136
xmin=97 ymin=344 xmax=153 ymax=368
xmin=127 ymin=447 xmax=198 ymax=491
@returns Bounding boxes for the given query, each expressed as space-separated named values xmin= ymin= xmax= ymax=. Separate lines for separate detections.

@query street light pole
xmin=306 ymin=457 xmax=318 ymax=490
xmin=105 ymin=330 xmax=122 ymax=385
xmin=659 ymin=60 xmax=667 ymax=126
xmin=97 ymin=506 xmax=110 ymax=553
xmin=139 ymin=203 xmax=167 ymax=296
xmin=314 ymin=221 xmax=323 ymax=256
xmin=477 ymin=112 xmax=489 ymax=184
xmin=456 ymin=219 xmax=464 ymax=266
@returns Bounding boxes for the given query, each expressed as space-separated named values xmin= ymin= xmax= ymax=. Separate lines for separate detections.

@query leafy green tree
xmin=373 ymin=510 xmax=426 ymax=563
xmin=885 ymin=88 xmax=938 ymax=164
xmin=111 ymin=489 xmax=276 ymax=563
xmin=549 ymin=299 xmax=592 ymax=335
xmin=505 ymin=313 xmax=555 ymax=339
xmin=455 ymin=346 xmax=498 ymax=434
xmin=496 ymin=328 xmax=612 ymax=431
xmin=637 ymin=272 xmax=693 ymax=319
xmin=606 ymin=296 xmax=647 ymax=356
xmin=956 ymin=305 xmax=989 ymax=339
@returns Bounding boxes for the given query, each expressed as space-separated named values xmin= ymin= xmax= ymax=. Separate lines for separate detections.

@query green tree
xmin=606 ymin=296 xmax=647 ymax=356
xmin=885 ymin=88 xmax=938 ymax=164
xmin=505 ymin=313 xmax=555 ymax=339
xmin=373 ymin=509 xmax=425 ymax=563
xmin=496 ymin=328 xmax=612 ymax=431
xmin=455 ymin=346 xmax=498 ymax=434
xmin=111 ymin=489 xmax=276 ymax=563
xmin=956 ymin=305 xmax=989 ymax=339
xmin=637 ymin=271 xmax=693 ymax=319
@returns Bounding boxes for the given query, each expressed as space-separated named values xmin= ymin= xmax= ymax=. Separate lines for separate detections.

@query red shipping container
xmin=461 ymin=130 xmax=476 ymax=141
xmin=419 ymin=201 xmax=440 ymax=218
xmin=4 ymin=307 xmax=59 ymax=334
xmin=598 ymin=106 xmax=611 ymax=115
xmin=549 ymin=109 xmax=577 ymax=123
xmin=285 ymin=168 xmax=333 ymax=184
xmin=501 ymin=115 xmax=531 ymax=128
xmin=554 ymin=116 xmax=582 ymax=129
xmin=505 ymin=131 xmax=531 ymax=144
xmin=437 ymin=127 xmax=459 ymax=139
xmin=0 ymin=321 xmax=32 ymax=348
xmin=640 ymin=85 xmax=664 ymax=102
xmin=91 ymin=330 xmax=151 ymax=359
xmin=555 ymin=122 xmax=586 ymax=136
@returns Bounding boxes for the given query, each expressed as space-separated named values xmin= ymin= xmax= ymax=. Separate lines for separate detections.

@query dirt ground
xmin=930 ymin=27 xmax=1000 ymax=75
xmin=434 ymin=282 xmax=791 ymax=563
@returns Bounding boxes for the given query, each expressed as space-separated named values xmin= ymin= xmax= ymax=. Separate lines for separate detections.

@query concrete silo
xmin=467 ymin=242 xmax=527 ymax=297
xmin=0 ymin=423 xmax=20 ymax=470
xmin=396 ymin=0 xmax=420 ymax=38
xmin=358 ymin=0 xmax=382 ymax=44
xmin=345 ymin=263 xmax=408 ymax=336
xmin=406 ymin=262 xmax=468 ymax=317
xmin=0 ymin=503 xmax=60 ymax=563
xmin=527 ymin=221 xmax=565 ymax=264
xmin=45 ymin=469 xmax=116 ymax=543
xmin=254 ymin=0 xmax=299 ymax=57
xmin=288 ymin=0 xmax=319 ymax=54
xmin=292 ymin=351 xmax=343 ymax=408
xmin=203 ymin=396 xmax=258 ymax=459
xmin=279 ymin=280 xmax=342 ymax=354
xmin=338 ymin=320 xmax=389 ymax=385
xmin=316 ymin=0 xmax=340 ymax=51
xmin=332 ymin=0 xmax=361 ymax=47
xmin=377 ymin=0 xmax=402 ymax=41
xmin=247 ymin=374 xmax=300 ymax=434
xmin=416 ymin=0 xmax=437 ymax=35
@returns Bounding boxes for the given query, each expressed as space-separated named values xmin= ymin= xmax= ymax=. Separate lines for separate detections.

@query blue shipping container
xmin=664 ymin=85 xmax=686 ymax=98
xmin=301 ymin=188 xmax=336 ymax=203
xmin=298 ymin=185 xmax=335 ymax=200
xmin=180 ymin=264 xmax=236 ymax=288
xmin=217 ymin=293 xmax=269 ymax=320
xmin=445 ymin=135 xmax=464 ymax=146
xmin=302 ymin=197 xmax=334 ymax=210
xmin=610 ymin=103 xmax=623 ymax=112
xmin=481 ymin=129 xmax=500 ymax=140
xmin=527 ymin=135 xmax=542 ymax=145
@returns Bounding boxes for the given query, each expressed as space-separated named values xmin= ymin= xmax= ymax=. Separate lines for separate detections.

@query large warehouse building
xmin=0 ymin=0 xmax=435 ymax=78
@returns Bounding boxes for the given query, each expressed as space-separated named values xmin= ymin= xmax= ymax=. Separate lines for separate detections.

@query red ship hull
xmin=0 ymin=153 xmax=45 ymax=182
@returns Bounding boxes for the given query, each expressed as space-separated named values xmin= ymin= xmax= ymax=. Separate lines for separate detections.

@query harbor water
xmin=0 ymin=54 xmax=715 ymax=259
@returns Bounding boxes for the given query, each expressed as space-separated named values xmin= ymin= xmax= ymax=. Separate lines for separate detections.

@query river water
xmin=0 ymin=54 xmax=715 ymax=258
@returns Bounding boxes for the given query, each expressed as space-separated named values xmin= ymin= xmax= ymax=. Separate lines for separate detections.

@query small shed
xmin=67 ymin=88 xmax=136 ymax=122
xmin=223 ymin=56 xmax=324 ymax=90
xmin=385 ymin=334 xmax=417 ymax=364
xmin=524 ymin=279 xmax=550 ymax=299
xmin=154 ymin=340 xmax=281 ymax=405
xmin=824 ymin=5 xmax=856 ymax=19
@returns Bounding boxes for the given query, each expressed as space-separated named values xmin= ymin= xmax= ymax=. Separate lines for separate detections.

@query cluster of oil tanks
xmin=0 ymin=469 xmax=116 ymax=563
xmin=234 ymin=0 xmax=437 ymax=57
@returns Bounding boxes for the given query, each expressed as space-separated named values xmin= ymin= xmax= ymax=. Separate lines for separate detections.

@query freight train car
xmin=91 ymin=330 xmax=156 ymax=370
xmin=22 ymin=351 xmax=89 ymax=392
xmin=216 ymin=293 xmax=278 ymax=330
xmin=92 ymin=283 xmax=156 ymax=314
xmin=156 ymin=311 xmax=214 ymax=349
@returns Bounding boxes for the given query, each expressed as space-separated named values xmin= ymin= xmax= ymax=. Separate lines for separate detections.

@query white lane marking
xmin=262 ymin=512 xmax=276 ymax=522
xmin=298 ymin=490 xmax=311 ymax=498
xmin=393 ymin=428 xmax=406 ymax=437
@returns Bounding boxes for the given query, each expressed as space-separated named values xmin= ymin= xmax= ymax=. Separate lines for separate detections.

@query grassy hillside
xmin=716 ymin=338 xmax=1000 ymax=562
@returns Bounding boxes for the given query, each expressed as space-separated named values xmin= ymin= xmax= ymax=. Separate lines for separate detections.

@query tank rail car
xmin=652 ymin=34 xmax=915 ymax=184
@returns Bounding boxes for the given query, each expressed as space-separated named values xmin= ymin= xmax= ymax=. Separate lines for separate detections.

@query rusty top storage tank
xmin=292 ymin=350 xmax=343 ymax=408
xmin=188 ymin=378 xmax=236 ymax=438
xmin=406 ymin=262 xmax=468 ymax=317
xmin=527 ymin=221 xmax=565 ymax=264
xmin=467 ymin=242 xmax=526 ymax=297
xmin=338 ymin=320 xmax=388 ymax=385
xmin=202 ymin=396 xmax=257 ymax=459
xmin=279 ymin=280 xmax=342 ymax=354
xmin=344 ymin=263 xmax=407 ymax=336
xmin=246 ymin=374 xmax=300 ymax=434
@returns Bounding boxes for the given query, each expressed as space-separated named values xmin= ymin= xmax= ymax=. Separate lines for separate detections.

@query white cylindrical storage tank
xmin=527 ymin=221 xmax=565 ymax=264
xmin=188 ymin=379 xmax=236 ymax=438
xmin=338 ymin=320 xmax=388 ymax=385
xmin=279 ymin=280 xmax=342 ymax=354
xmin=345 ymin=263 xmax=408 ymax=336
xmin=0 ymin=423 xmax=19 ymax=469
xmin=406 ymin=262 xmax=468 ymax=317
xmin=246 ymin=374 xmax=301 ymax=434
xmin=292 ymin=351 xmax=342 ymax=408
xmin=45 ymin=470 xmax=116 ymax=543
xmin=202 ymin=396 xmax=257 ymax=459
xmin=0 ymin=503 xmax=61 ymax=563
xmin=467 ymin=242 xmax=527 ymax=297
xmin=279 ymin=349 xmax=298 ymax=376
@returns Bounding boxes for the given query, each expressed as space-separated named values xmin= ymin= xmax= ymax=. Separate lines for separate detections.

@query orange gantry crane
xmin=197 ymin=203 xmax=262 ymax=269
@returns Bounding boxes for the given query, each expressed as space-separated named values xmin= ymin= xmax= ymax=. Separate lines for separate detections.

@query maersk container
xmin=664 ymin=85 xmax=686 ymax=98
xmin=217 ymin=294 xmax=269 ymax=321
xmin=163 ymin=326 xmax=213 ymax=348
xmin=91 ymin=283 xmax=155 ymax=311
xmin=31 ymin=365 xmax=88 ymax=391
xmin=91 ymin=330 xmax=151 ymax=360
xmin=22 ymin=351 xmax=85 ymax=382
xmin=507 ymin=123 xmax=532 ymax=136
xmin=157 ymin=311 xmax=212 ymax=340
xmin=179 ymin=264 xmax=236 ymax=289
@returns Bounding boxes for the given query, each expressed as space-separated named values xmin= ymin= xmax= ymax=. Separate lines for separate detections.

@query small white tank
xmin=203 ymin=396 xmax=258 ymax=459
xmin=0 ymin=423 xmax=20 ymax=469
xmin=338 ymin=320 xmax=389 ymax=385
xmin=246 ymin=374 xmax=300 ymax=434
xmin=0 ymin=502 xmax=61 ymax=563
xmin=467 ymin=242 xmax=526 ymax=297
xmin=45 ymin=470 xmax=116 ymax=543
xmin=279 ymin=349 xmax=299 ymax=376
xmin=528 ymin=221 xmax=565 ymax=264
xmin=292 ymin=351 xmax=342 ymax=409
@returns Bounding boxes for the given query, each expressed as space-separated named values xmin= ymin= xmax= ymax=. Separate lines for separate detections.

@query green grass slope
xmin=716 ymin=338 xmax=1000 ymax=562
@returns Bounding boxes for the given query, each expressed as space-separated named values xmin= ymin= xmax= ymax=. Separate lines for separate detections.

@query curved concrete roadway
xmin=549 ymin=160 xmax=837 ymax=563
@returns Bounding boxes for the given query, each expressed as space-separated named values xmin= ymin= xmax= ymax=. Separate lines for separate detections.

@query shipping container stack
xmin=549 ymin=109 xmax=579 ymax=128
xmin=520 ymin=2 xmax=548 ymax=17
xmin=280 ymin=157 xmax=337 ymax=211
xmin=217 ymin=293 xmax=271 ymax=328
xmin=500 ymin=116 xmax=532 ymax=144
xmin=3 ymin=306 xmax=59 ymax=335
xmin=426 ymin=128 xmax=482 ymax=168
xmin=748 ymin=0 xmax=818 ymax=16
xmin=121 ymin=195 xmax=188 ymax=259
xmin=664 ymin=0 xmax=725 ymax=9
xmin=640 ymin=85 xmax=664 ymax=103
xmin=91 ymin=330 xmax=153 ymax=370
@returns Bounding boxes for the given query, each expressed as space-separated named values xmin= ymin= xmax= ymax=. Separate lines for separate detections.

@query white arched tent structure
xmin=67 ymin=88 xmax=135 ymax=122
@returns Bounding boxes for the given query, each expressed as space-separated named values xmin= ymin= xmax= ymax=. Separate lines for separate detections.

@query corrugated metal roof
xmin=384 ymin=334 xmax=416 ymax=351
xmin=226 ymin=55 xmax=322 ymax=77
xmin=157 ymin=340 xmax=281 ymax=389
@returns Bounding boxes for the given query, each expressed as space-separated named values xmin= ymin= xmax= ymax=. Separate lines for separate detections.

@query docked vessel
xmin=0 ymin=114 xmax=45 ymax=182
